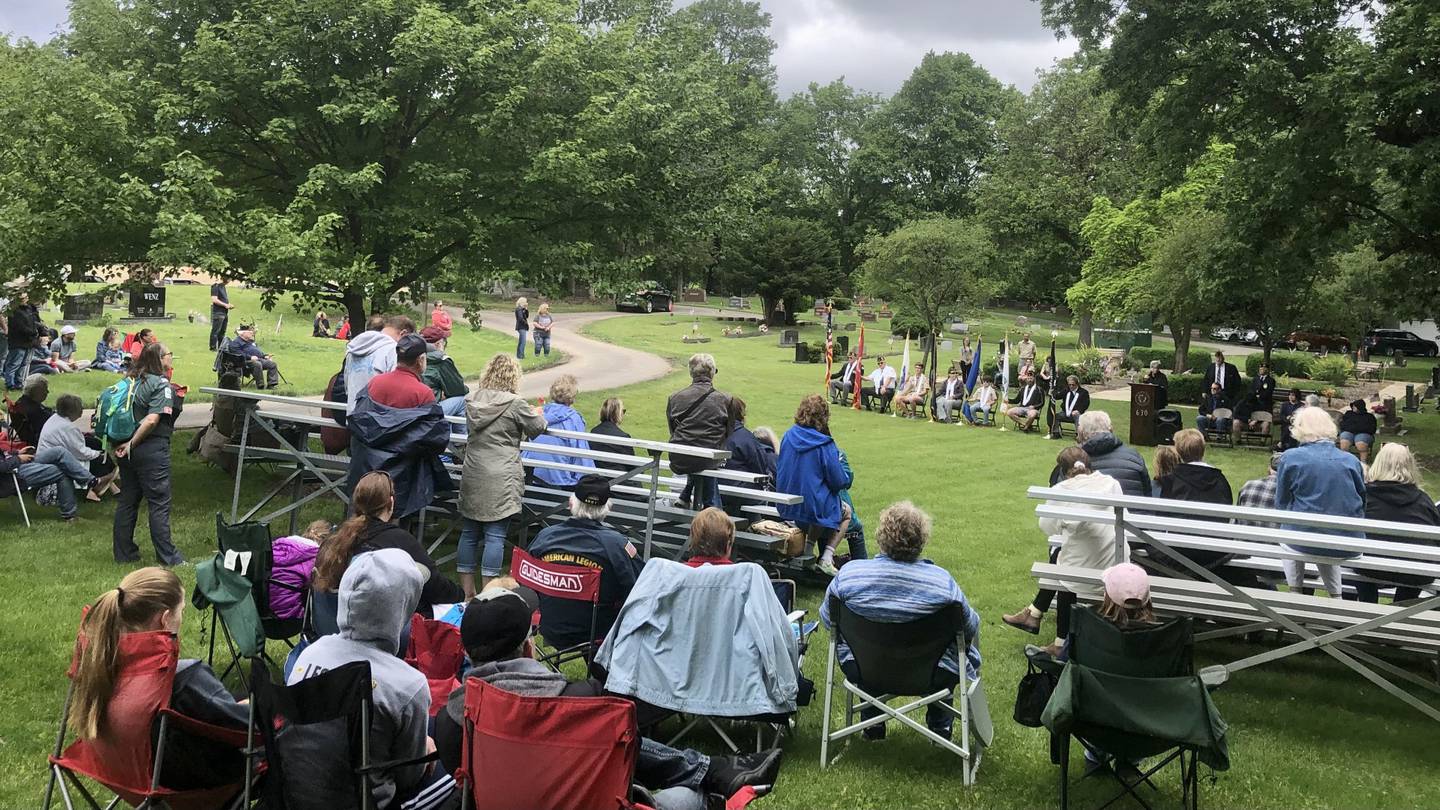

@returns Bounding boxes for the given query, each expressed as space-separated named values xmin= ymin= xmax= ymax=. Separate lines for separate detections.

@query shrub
xmin=1126 ymin=346 xmax=1210 ymax=372
xmin=1246 ymin=350 xmax=1309 ymax=378
xmin=1307 ymin=354 xmax=1354 ymax=386
xmin=889 ymin=310 xmax=929 ymax=337
xmin=830 ymin=297 xmax=852 ymax=311
xmin=1066 ymin=345 xmax=1108 ymax=384
xmin=1166 ymin=373 xmax=1207 ymax=405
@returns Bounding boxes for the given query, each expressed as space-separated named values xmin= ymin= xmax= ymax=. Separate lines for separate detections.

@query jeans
xmin=440 ymin=396 xmax=467 ymax=436
xmin=840 ymin=659 xmax=958 ymax=737
xmin=533 ymin=330 xmax=551 ymax=356
xmin=638 ymin=737 xmax=708 ymax=810
xmin=33 ymin=445 xmax=92 ymax=487
xmin=679 ymin=474 xmax=720 ymax=510
xmin=3 ymin=346 xmax=30 ymax=389
xmin=245 ymin=356 xmax=280 ymax=387
xmin=94 ymin=361 xmax=124 ymax=373
xmin=458 ymin=517 xmax=511 ymax=577
xmin=209 ymin=311 xmax=228 ymax=351
xmin=516 ymin=329 xmax=528 ymax=359
xmin=1196 ymin=415 xmax=1232 ymax=433
xmin=17 ymin=461 xmax=76 ymax=518
xmin=113 ymin=437 xmax=183 ymax=565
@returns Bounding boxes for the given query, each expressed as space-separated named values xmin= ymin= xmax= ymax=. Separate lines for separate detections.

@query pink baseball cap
xmin=1102 ymin=563 xmax=1150 ymax=607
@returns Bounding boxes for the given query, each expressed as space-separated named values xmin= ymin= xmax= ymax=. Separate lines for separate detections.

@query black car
xmin=1365 ymin=328 xmax=1438 ymax=357
xmin=616 ymin=288 xmax=673 ymax=313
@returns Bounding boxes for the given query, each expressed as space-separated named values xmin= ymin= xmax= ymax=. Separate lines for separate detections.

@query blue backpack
xmin=95 ymin=378 xmax=139 ymax=447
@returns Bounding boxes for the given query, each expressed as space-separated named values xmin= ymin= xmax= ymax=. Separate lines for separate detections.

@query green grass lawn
xmin=3 ymin=308 xmax=1440 ymax=807
xmin=25 ymin=284 xmax=561 ymax=405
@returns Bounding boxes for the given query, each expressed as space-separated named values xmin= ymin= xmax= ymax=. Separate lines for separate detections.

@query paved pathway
xmin=169 ymin=309 xmax=673 ymax=428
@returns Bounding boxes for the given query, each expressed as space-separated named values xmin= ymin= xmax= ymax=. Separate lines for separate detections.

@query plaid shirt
xmin=1236 ymin=474 xmax=1278 ymax=526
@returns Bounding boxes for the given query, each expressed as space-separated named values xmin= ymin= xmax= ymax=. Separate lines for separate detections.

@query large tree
xmin=718 ymin=216 xmax=841 ymax=325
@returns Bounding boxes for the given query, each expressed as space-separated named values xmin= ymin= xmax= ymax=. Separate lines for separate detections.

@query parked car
xmin=1365 ymin=328 xmax=1438 ymax=357
xmin=1209 ymin=326 xmax=1238 ymax=341
xmin=1283 ymin=329 xmax=1351 ymax=353
xmin=616 ymin=287 xmax=673 ymax=313
xmin=1236 ymin=328 xmax=1260 ymax=345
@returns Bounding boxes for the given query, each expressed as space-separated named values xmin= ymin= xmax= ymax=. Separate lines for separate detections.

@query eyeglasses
xmin=162 ymin=352 xmax=174 ymax=358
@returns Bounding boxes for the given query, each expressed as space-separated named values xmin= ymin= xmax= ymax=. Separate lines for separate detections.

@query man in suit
xmin=1007 ymin=373 xmax=1045 ymax=431
xmin=829 ymin=351 xmax=863 ymax=404
xmin=934 ymin=368 xmax=967 ymax=423
xmin=1203 ymin=351 xmax=1241 ymax=404
xmin=1055 ymin=375 xmax=1090 ymax=429
xmin=1247 ymin=363 xmax=1277 ymax=414
xmin=1196 ymin=382 xmax=1232 ymax=433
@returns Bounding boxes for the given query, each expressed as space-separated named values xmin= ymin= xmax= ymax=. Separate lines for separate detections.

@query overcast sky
xmin=3 ymin=0 xmax=1075 ymax=95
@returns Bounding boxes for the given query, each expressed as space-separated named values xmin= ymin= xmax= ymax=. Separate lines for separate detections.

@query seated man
xmin=51 ymin=325 xmax=91 ymax=372
xmin=1007 ymin=374 xmax=1045 ymax=431
xmin=894 ymin=363 xmax=929 ymax=418
xmin=821 ymin=500 xmax=981 ymax=740
xmin=11 ymin=373 xmax=54 ymax=448
xmin=432 ymin=586 xmax=782 ymax=810
xmin=228 ymin=324 xmax=281 ymax=389
xmin=287 ymin=549 xmax=456 ymax=810
xmin=1236 ymin=452 xmax=1280 ymax=525
xmin=829 ymin=351 xmax=862 ymax=404
xmin=1055 ymin=375 xmax=1089 ymax=429
xmin=1195 ymin=382 xmax=1231 ymax=433
xmin=967 ymin=378 xmax=998 ymax=425
xmin=526 ymin=475 xmax=645 ymax=651
xmin=419 ymin=326 xmax=467 ymax=422
xmin=860 ymin=356 xmax=897 ymax=411
xmin=933 ymin=368 xmax=966 ymax=424
xmin=0 ymin=445 xmax=83 ymax=523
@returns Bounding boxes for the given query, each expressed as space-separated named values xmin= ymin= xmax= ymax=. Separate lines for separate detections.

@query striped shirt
xmin=820 ymin=554 xmax=981 ymax=679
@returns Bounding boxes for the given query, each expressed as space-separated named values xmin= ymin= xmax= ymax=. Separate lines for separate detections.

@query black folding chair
xmin=207 ymin=514 xmax=305 ymax=682
xmin=250 ymin=659 xmax=441 ymax=810
xmin=820 ymin=596 xmax=989 ymax=784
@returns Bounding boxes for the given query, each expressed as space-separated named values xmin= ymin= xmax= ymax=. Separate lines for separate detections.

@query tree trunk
xmin=343 ymin=292 xmax=367 ymax=335
xmin=1171 ymin=323 xmax=1192 ymax=373
xmin=1077 ymin=311 xmax=1093 ymax=347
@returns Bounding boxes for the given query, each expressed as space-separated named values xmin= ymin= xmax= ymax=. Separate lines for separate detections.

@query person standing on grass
xmin=532 ymin=302 xmax=554 ymax=357
xmin=430 ymin=300 xmax=453 ymax=338
xmin=514 ymin=296 xmax=530 ymax=359
xmin=113 ymin=343 xmax=184 ymax=566
xmin=4 ymin=291 xmax=41 ymax=390
xmin=208 ymin=280 xmax=233 ymax=351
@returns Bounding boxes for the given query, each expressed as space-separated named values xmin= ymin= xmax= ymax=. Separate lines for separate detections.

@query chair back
xmin=1210 ymin=408 xmax=1233 ymax=420
xmin=1068 ymin=606 xmax=1194 ymax=678
xmin=830 ymin=595 xmax=964 ymax=696
xmin=771 ymin=579 xmax=797 ymax=613
xmin=251 ymin=658 xmax=373 ymax=810
xmin=1250 ymin=410 xmax=1273 ymax=427
xmin=216 ymin=514 xmax=278 ymax=617
xmin=460 ymin=679 xmax=638 ymax=810
xmin=511 ymin=548 xmax=601 ymax=605
xmin=405 ymin=614 xmax=464 ymax=716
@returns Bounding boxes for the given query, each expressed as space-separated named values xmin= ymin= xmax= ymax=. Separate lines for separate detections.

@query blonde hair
xmin=688 ymin=507 xmax=736 ymax=559
xmin=515 ymin=297 xmax=528 ymax=309
xmin=1292 ymin=406 xmax=1339 ymax=444
xmin=1173 ymin=429 xmax=1206 ymax=463
xmin=1154 ymin=445 xmax=1181 ymax=479
xmin=479 ymin=354 xmax=521 ymax=393
xmin=538 ymin=303 xmax=550 ymax=315
xmin=1368 ymin=443 xmax=1421 ymax=486
xmin=1099 ymin=594 xmax=1155 ymax=629
xmin=303 ymin=519 xmax=333 ymax=543
xmin=876 ymin=501 xmax=931 ymax=562
xmin=599 ymin=397 xmax=624 ymax=424
xmin=482 ymin=576 xmax=520 ymax=593
xmin=549 ymin=373 xmax=578 ymax=405
xmin=69 ymin=568 xmax=185 ymax=739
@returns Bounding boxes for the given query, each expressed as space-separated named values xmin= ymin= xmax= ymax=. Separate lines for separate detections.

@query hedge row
xmin=1126 ymin=346 xmax=1212 ymax=372
xmin=1244 ymin=350 xmax=1310 ymax=378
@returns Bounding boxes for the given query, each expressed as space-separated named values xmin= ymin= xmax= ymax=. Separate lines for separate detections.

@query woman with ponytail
xmin=310 ymin=471 xmax=463 ymax=636
xmin=1003 ymin=447 xmax=1126 ymax=657
xmin=70 ymin=567 xmax=248 ymax=788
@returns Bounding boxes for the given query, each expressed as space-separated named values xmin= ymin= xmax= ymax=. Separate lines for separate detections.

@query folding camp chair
xmin=207 ymin=514 xmax=305 ymax=680
xmin=510 ymin=547 xmax=603 ymax=671
xmin=820 ymin=596 xmax=990 ymax=785
xmin=249 ymin=658 xmax=443 ymax=810
xmin=457 ymin=678 xmax=652 ymax=810
xmin=1200 ymin=408 xmax=1234 ymax=447
xmin=43 ymin=628 xmax=255 ymax=810
xmin=1042 ymin=607 xmax=1227 ymax=810
xmin=404 ymin=613 xmax=465 ymax=717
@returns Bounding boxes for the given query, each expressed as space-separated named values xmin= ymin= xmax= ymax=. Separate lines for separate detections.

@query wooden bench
xmin=1028 ymin=485 xmax=1440 ymax=722
xmin=1355 ymin=360 xmax=1384 ymax=381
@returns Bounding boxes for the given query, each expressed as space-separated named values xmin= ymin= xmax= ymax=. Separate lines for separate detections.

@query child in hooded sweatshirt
xmin=286 ymin=549 xmax=455 ymax=810
xmin=269 ymin=520 xmax=330 ymax=620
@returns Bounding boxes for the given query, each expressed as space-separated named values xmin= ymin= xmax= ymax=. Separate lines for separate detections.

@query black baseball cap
xmin=574 ymin=475 xmax=611 ymax=506
xmin=396 ymin=333 xmax=427 ymax=364
xmin=460 ymin=588 xmax=536 ymax=663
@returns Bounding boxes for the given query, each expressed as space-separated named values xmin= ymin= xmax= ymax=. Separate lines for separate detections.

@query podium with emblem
xmin=1129 ymin=382 xmax=1159 ymax=446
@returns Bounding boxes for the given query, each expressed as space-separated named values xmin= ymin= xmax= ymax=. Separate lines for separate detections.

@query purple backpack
xmin=269 ymin=536 xmax=319 ymax=620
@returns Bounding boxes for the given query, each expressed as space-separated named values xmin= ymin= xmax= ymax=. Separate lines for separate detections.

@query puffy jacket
xmin=522 ymin=402 xmax=594 ymax=488
xmin=724 ymin=421 xmax=776 ymax=482
xmin=665 ymin=376 xmax=730 ymax=474
xmin=269 ymin=537 xmax=318 ymax=620
xmin=1049 ymin=433 xmax=1152 ymax=497
xmin=776 ymin=424 xmax=851 ymax=529
xmin=346 ymin=392 xmax=455 ymax=520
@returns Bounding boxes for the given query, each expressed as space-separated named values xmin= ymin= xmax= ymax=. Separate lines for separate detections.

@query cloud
xmin=829 ymin=0 xmax=1060 ymax=40
xmin=0 ymin=0 xmax=69 ymax=43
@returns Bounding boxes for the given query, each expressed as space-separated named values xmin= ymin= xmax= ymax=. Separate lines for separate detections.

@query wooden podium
xmin=1129 ymin=382 xmax=1159 ymax=446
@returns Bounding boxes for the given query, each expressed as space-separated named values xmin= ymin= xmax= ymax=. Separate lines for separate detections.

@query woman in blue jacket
xmin=776 ymin=394 xmax=852 ymax=576
xmin=522 ymin=374 xmax=594 ymax=489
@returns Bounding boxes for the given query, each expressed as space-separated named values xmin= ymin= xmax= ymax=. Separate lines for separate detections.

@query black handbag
xmin=1013 ymin=658 xmax=1059 ymax=728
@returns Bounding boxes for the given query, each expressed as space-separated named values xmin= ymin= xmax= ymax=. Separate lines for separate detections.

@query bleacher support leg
xmin=642 ymin=449 xmax=662 ymax=561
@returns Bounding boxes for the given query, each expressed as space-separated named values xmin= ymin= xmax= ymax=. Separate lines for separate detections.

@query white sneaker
xmin=817 ymin=559 xmax=839 ymax=577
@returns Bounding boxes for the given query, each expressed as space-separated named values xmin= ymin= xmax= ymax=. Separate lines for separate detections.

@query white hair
xmin=688 ymin=353 xmax=717 ymax=379
xmin=1305 ymin=394 xmax=1321 ymax=407
xmin=22 ymin=373 xmax=48 ymax=397
xmin=568 ymin=496 xmax=611 ymax=522
xmin=1291 ymin=406 xmax=1338 ymax=444
xmin=1149 ymin=360 xmax=1161 ymax=369
xmin=1076 ymin=410 xmax=1113 ymax=443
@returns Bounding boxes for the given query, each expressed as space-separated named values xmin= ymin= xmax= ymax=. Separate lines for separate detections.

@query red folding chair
xmin=456 ymin=678 xmax=650 ymax=810
xmin=510 ymin=547 xmax=603 ymax=670
xmin=43 ymin=628 xmax=256 ymax=810
xmin=405 ymin=614 xmax=465 ymax=716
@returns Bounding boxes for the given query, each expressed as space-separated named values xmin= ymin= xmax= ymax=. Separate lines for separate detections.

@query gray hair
xmin=1066 ymin=374 xmax=1080 ymax=385
xmin=568 ymin=495 xmax=611 ymax=522
xmin=1268 ymin=451 xmax=1283 ymax=472
xmin=688 ymin=353 xmax=717 ymax=379
xmin=1149 ymin=360 xmax=1161 ymax=369
xmin=1075 ymin=410 xmax=1113 ymax=443
xmin=1305 ymin=394 xmax=1321 ymax=407
xmin=1291 ymin=406 xmax=1338 ymax=445
xmin=22 ymin=373 xmax=48 ymax=397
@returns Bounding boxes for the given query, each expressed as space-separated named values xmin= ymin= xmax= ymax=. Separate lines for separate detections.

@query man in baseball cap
xmin=230 ymin=322 xmax=282 ymax=388
xmin=433 ymin=584 xmax=785 ymax=804
xmin=524 ymin=474 xmax=643 ymax=652
xmin=364 ymin=332 xmax=435 ymax=409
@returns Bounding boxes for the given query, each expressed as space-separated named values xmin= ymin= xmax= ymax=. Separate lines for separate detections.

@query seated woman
xmin=1151 ymin=430 xmax=1246 ymax=577
xmin=28 ymin=335 xmax=56 ymax=375
xmin=309 ymin=471 xmax=463 ymax=637
xmin=70 ymin=567 xmax=248 ymax=790
xmin=521 ymin=374 xmax=594 ymax=490
xmin=1150 ymin=445 xmax=1179 ymax=494
xmin=92 ymin=328 xmax=126 ymax=373
xmin=776 ymin=395 xmax=852 ymax=577
xmin=587 ymin=397 xmax=636 ymax=470
xmin=311 ymin=310 xmax=332 ymax=338
xmin=1003 ymin=447 xmax=1125 ymax=656
xmin=1277 ymin=408 xmax=1366 ymax=598
xmin=1338 ymin=399 xmax=1377 ymax=463
xmin=685 ymin=506 xmax=736 ymax=567
xmin=820 ymin=501 xmax=981 ymax=741
xmin=894 ymin=363 xmax=930 ymax=418
xmin=38 ymin=393 xmax=116 ymax=500
xmin=1352 ymin=443 xmax=1440 ymax=603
